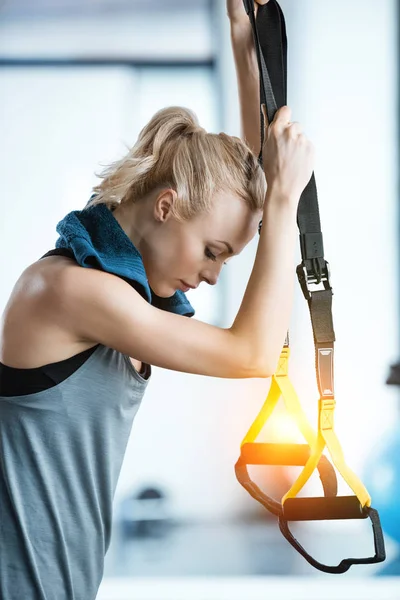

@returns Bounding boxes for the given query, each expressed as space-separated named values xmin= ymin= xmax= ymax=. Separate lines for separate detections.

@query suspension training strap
xmin=237 ymin=0 xmax=386 ymax=573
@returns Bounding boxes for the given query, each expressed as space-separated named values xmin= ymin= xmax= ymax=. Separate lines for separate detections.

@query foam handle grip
xmin=283 ymin=496 xmax=367 ymax=521
xmin=240 ymin=443 xmax=315 ymax=466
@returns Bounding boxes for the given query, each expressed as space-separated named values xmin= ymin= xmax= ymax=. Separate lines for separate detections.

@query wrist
xmin=264 ymin=185 xmax=299 ymax=213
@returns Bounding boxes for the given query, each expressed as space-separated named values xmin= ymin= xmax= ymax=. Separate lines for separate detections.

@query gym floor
xmin=97 ymin=577 xmax=400 ymax=600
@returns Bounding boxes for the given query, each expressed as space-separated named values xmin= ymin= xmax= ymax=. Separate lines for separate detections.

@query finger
xmin=287 ymin=121 xmax=302 ymax=136
xmin=273 ymin=105 xmax=292 ymax=128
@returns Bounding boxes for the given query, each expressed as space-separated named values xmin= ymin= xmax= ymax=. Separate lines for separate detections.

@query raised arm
xmin=228 ymin=0 xmax=269 ymax=156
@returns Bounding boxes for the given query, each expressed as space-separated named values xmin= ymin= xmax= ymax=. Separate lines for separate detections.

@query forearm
xmin=230 ymin=23 xmax=261 ymax=157
xmin=230 ymin=188 xmax=298 ymax=375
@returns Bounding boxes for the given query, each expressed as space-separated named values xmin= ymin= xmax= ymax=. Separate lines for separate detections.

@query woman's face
xmin=115 ymin=188 xmax=262 ymax=298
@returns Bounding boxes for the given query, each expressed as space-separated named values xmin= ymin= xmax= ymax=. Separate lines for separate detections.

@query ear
xmin=154 ymin=188 xmax=177 ymax=223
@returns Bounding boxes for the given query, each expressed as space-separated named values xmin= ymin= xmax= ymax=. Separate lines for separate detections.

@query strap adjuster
xmin=319 ymin=398 xmax=335 ymax=431
xmin=296 ymin=261 xmax=332 ymax=301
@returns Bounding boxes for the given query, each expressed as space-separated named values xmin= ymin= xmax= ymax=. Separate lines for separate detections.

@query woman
xmin=0 ymin=1 xmax=314 ymax=598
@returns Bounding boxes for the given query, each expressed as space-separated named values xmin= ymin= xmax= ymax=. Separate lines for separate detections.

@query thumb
xmin=274 ymin=105 xmax=292 ymax=125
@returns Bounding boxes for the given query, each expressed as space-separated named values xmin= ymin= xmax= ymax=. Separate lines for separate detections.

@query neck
xmin=112 ymin=200 xmax=152 ymax=255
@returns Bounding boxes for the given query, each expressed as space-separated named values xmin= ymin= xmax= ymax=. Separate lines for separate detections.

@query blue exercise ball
xmin=363 ymin=428 xmax=400 ymax=544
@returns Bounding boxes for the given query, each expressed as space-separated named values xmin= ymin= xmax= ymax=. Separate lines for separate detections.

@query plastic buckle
xmin=296 ymin=261 xmax=332 ymax=301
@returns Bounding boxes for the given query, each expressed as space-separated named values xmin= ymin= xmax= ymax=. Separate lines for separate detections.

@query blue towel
xmin=54 ymin=201 xmax=195 ymax=317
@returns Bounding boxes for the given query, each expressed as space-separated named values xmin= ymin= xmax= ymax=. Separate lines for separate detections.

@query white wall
xmin=0 ymin=7 xmax=211 ymax=59
xmin=0 ymin=0 xmax=399 ymax=526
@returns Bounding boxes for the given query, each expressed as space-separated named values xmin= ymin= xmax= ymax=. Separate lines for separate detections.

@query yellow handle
xmin=242 ymin=347 xmax=372 ymax=509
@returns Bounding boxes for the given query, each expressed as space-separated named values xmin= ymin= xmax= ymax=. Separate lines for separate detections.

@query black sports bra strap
xmin=40 ymin=248 xmax=75 ymax=261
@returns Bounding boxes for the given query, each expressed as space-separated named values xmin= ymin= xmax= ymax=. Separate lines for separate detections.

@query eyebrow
xmin=216 ymin=240 xmax=234 ymax=255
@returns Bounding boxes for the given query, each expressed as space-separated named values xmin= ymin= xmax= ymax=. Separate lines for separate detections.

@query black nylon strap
xmin=255 ymin=4 xmax=325 ymax=271
xmin=255 ymin=0 xmax=287 ymax=112
xmin=309 ymin=290 xmax=335 ymax=344
xmin=244 ymin=0 xmax=286 ymax=152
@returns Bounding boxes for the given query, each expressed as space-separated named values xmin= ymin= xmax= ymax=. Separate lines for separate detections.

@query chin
xmin=149 ymin=282 xmax=176 ymax=298
xmin=156 ymin=290 xmax=176 ymax=298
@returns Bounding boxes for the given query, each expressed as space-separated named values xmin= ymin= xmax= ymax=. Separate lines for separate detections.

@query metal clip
xmin=296 ymin=261 xmax=332 ymax=301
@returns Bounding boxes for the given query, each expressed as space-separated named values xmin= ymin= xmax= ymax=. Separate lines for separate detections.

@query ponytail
xmin=89 ymin=106 xmax=266 ymax=220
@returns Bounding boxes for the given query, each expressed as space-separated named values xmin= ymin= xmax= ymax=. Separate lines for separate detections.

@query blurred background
xmin=1 ymin=0 xmax=400 ymax=598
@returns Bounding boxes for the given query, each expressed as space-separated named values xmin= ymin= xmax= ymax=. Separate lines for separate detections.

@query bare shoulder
xmin=0 ymin=256 xmax=96 ymax=368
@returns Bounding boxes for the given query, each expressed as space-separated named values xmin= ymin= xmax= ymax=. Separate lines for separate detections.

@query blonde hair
xmin=89 ymin=106 xmax=266 ymax=221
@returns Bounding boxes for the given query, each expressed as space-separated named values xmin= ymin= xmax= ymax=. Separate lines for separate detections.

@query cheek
xmin=181 ymin=233 xmax=204 ymax=269
xmin=148 ymin=222 xmax=204 ymax=278
xmin=154 ymin=230 xmax=197 ymax=274
xmin=171 ymin=238 xmax=199 ymax=272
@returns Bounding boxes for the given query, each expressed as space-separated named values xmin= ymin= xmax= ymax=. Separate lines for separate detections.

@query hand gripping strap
xmin=278 ymin=506 xmax=386 ymax=574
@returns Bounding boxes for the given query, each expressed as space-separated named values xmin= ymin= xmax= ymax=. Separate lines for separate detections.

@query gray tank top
xmin=0 ymin=344 xmax=151 ymax=600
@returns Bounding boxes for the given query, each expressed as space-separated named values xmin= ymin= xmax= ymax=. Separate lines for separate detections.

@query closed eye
xmin=205 ymin=247 xmax=228 ymax=266
xmin=205 ymin=247 xmax=217 ymax=262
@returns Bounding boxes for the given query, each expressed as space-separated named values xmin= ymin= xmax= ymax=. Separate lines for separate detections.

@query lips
xmin=180 ymin=280 xmax=196 ymax=291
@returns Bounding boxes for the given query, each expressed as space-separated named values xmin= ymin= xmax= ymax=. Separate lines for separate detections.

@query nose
xmin=201 ymin=263 xmax=223 ymax=286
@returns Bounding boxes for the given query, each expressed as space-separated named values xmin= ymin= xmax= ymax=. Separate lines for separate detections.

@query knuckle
xmin=271 ymin=124 xmax=280 ymax=138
